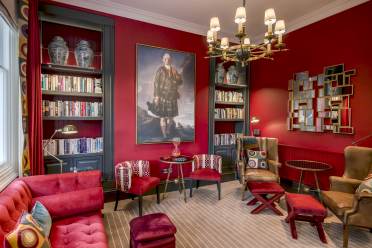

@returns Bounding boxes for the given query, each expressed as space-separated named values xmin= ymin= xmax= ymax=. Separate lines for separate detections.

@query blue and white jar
xmin=48 ymin=36 xmax=69 ymax=65
xmin=74 ymin=40 xmax=94 ymax=68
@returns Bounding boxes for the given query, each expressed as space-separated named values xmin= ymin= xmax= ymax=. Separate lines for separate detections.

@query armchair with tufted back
xmin=114 ymin=160 xmax=160 ymax=216
xmin=321 ymin=146 xmax=372 ymax=248
xmin=237 ymin=136 xmax=281 ymax=200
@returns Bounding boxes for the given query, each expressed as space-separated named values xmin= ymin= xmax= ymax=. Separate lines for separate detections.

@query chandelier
xmin=206 ymin=0 xmax=287 ymax=66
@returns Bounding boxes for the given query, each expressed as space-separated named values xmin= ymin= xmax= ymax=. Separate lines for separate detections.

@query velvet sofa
xmin=0 ymin=170 xmax=108 ymax=248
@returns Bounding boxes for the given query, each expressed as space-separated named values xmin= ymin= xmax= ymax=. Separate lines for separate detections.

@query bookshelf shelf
xmin=43 ymin=116 xmax=103 ymax=121
xmin=42 ymin=90 xmax=103 ymax=98
xmin=214 ymin=119 xmax=245 ymax=122
xmin=215 ymin=101 xmax=244 ymax=106
xmin=215 ymin=83 xmax=247 ymax=89
xmin=44 ymin=152 xmax=103 ymax=159
xmin=41 ymin=63 xmax=102 ymax=77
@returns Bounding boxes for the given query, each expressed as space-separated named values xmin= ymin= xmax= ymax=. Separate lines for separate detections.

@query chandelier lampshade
xmin=205 ymin=1 xmax=287 ymax=66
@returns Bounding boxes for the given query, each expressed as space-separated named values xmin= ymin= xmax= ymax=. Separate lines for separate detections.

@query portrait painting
xmin=136 ymin=44 xmax=195 ymax=144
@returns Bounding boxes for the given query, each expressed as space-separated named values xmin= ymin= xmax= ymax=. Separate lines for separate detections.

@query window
xmin=0 ymin=14 xmax=20 ymax=191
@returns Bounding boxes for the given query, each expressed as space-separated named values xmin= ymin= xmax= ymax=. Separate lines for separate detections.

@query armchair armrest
xmin=267 ymin=160 xmax=281 ymax=176
xmin=330 ymin=176 xmax=361 ymax=194
xmin=344 ymin=191 xmax=372 ymax=227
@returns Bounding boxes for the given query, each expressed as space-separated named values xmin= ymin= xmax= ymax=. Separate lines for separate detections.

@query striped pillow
xmin=356 ymin=174 xmax=372 ymax=194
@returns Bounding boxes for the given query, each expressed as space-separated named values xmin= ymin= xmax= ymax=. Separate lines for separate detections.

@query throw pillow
xmin=31 ymin=201 xmax=52 ymax=237
xmin=4 ymin=211 xmax=51 ymax=248
xmin=356 ymin=173 xmax=372 ymax=193
xmin=246 ymin=150 xmax=268 ymax=169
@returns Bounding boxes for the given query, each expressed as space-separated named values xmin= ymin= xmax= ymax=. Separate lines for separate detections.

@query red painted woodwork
xmin=250 ymin=2 xmax=372 ymax=188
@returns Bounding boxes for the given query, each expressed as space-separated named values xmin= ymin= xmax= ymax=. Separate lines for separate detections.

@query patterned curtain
xmin=18 ymin=0 xmax=30 ymax=176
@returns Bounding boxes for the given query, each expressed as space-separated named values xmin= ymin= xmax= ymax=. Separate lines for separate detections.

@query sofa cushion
xmin=32 ymin=187 xmax=104 ymax=220
xmin=31 ymin=201 xmax=52 ymax=237
xmin=21 ymin=171 xmax=102 ymax=197
xmin=189 ymin=168 xmax=221 ymax=181
xmin=0 ymin=180 xmax=32 ymax=245
xmin=130 ymin=213 xmax=176 ymax=242
xmin=4 ymin=211 xmax=51 ymax=248
xmin=244 ymin=169 xmax=278 ymax=182
xmin=321 ymin=191 xmax=354 ymax=216
xmin=128 ymin=177 xmax=160 ymax=196
xmin=50 ymin=212 xmax=108 ymax=248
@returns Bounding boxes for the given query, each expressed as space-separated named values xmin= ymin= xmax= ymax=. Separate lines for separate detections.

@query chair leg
xmin=242 ymin=183 xmax=248 ymax=201
xmin=343 ymin=224 xmax=349 ymax=248
xmin=156 ymin=185 xmax=160 ymax=204
xmin=196 ymin=180 xmax=200 ymax=189
xmin=217 ymin=181 xmax=221 ymax=200
xmin=114 ymin=190 xmax=120 ymax=211
xmin=138 ymin=195 xmax=143 ymax=217
xmin=189 ymin=180 xmax=193 ymax=198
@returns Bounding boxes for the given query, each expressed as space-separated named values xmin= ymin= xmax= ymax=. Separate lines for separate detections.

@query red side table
xmin=246 ymin=182 xmax=285 ymax=216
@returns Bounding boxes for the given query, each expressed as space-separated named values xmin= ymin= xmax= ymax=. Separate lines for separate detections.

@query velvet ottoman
xmin=130 ymin=213 xmax=177 ymax=248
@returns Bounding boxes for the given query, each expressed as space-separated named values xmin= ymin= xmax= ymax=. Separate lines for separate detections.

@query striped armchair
xmin=114 ymin=160 xmax=160 ymax=216
xmin=189 ymin=154 xmax=222 ymax=200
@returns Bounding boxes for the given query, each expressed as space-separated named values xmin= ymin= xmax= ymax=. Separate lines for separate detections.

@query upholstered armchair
xmin=321 ymin=146 xmax=372 ymax=248
xmin=189 ymin=154 xmax=222 ymax=200
xmin=236 ymin=136 xmax=281 ymax=200
xmin=114 ymin=160 xmax=160 ymax=216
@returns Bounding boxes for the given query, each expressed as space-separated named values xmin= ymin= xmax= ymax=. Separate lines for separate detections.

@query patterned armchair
xmin=114 ymin=160 xmax=160 ymax=216
xmin=189 ymin=154 xmax=222 ymax=200
xmin=236 ymin=136 xmax=281 ymax=200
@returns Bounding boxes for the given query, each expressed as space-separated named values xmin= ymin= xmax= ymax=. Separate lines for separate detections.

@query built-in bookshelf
xmin=208 ymin=59 xmax=249 ymax=180
xmin=39 ymin=3 xmax=114 ymax=185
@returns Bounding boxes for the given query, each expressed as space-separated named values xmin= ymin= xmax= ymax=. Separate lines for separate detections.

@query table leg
xmin=179 ymin=164 xmax=187 ymax=203
xmin=163 ymin=163 xmax=172 ymax=200
xmin=314 ymin=172 xmax=322 ymax=201
xmin=297 ymin=170 xmax=304 ymax=193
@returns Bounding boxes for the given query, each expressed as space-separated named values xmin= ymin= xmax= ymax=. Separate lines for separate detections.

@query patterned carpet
xmin=103 ymin=181 xmax=372 ymax=248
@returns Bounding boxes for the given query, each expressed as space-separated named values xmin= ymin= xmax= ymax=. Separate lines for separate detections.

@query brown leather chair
xmin=237 ymin=136 xmax=281 ymax=200
xmin=321 ymin=146 xmax=372 ymax=248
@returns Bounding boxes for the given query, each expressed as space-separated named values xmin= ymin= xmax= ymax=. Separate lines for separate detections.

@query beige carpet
xmin=103 ymin=181 xmax=372 ymax=248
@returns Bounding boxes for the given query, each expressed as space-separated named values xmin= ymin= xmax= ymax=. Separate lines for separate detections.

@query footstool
xmin=246 ymin=181 xmax=285 ymax=215
xmin=130 ymin=213 xmax=177 ymax=248
xmin=285 ymin=193 xmax=327 ymax=243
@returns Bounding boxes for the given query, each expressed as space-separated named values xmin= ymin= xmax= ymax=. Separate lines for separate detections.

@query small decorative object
xmin=171 ymin=137 xmax=181 ymax=157
xmin=215 ymin=62 xmax=225 ymax=84
xmin=48 ymin=36 xmax=69 ymax=65
xmin=226 ymin=65 xmax=238 ymax=84
xmin=136 ymin=44 xmax=195 ymax=144
xmin=74 ymin=40 xmax=94 ymax=68
xmin=94 ymin=78 xmax=103 ymax=94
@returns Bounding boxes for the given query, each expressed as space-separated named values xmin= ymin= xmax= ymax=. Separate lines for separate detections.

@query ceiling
xmin=56 ymin=0 xmax=367 ymax=42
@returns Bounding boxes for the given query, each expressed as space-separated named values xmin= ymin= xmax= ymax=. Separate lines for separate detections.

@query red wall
xmin=113 ymin=18 xmax=210 ymax=177
xmin=250 ymin=1 xmax=372 ymax=188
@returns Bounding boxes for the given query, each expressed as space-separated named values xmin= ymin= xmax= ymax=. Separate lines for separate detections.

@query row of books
xmin=43 ymin=137 xmax=103 ymax=156
xmin=214 ymin=133 xmax=243 ymax=146
xmin=215 ymin=90 xmax=244 ymax=103
xmin=41 ymin=74 xmax=102 ymax=94
xmin=42 ymin=100 xmax=103 ymax=117
xmin=215 ymin=108 xmax=244 ymax=119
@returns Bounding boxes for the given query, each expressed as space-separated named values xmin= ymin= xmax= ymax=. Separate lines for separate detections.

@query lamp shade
xmin=207 ymin=30 xmax=214 ymax=43
xmin=250 ymin=116 xmax=260 ymax=124
xmin=61 ymin=124 xmax=78 ymax=135
xmin=210 ymin=17 xmax=220 ymax=32
xmin=235 ymin=7 xmax=246 ymax=24
xmin=243 ymin=37 xmax=250 ymax=45
xmin=220 ymin=37 xmax=229 ymax=49
xmin=264 ymin=8 xmax=276 ymax=25
xmin=274 ymin=20 xmax=285 ymax=34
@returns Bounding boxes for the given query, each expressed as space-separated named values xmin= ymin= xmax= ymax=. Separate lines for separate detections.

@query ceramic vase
xmin=48 ymin=36 xmax=69 ymax=65
xmin=215 ymin=63 xmax=225 ymax=84
xmin=74 ymin=40 xmax=94 ymax=68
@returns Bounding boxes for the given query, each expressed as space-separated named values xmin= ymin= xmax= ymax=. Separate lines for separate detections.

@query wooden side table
xmin=285 ymin=160 xmax=332 ymax=199
xmin=160 ymin=156 xmax=193 ymax=203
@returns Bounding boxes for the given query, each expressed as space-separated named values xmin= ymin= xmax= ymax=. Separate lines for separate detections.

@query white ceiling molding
xmin=251 ymin=0 xmax=369 ymax=43
xmin=55 ymin=0 xmax=368 ymax=43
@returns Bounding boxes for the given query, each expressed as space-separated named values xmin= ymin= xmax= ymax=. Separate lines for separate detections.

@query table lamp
xmin=43 ymin=124 xmax=78 ymax=173
xmin=250 ymin=116 xmax=260 ymax=136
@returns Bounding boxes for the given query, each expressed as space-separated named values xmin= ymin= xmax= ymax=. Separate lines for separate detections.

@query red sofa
xmin=0 ymin=170 xmax=108 ymax=248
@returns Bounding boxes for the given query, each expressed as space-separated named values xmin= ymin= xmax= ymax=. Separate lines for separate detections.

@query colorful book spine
xmin=43 ymin=137 xmax=104 ymax=156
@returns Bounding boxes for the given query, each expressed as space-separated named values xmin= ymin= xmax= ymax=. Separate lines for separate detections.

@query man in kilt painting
xmin=147 ymin=53 xmax=183 ymax=139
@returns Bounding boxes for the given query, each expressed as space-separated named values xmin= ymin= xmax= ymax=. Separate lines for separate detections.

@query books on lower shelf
xmin=41 ymin=74 xmax=102 ymax=94
xmin=214 ymin=133 xmax=243 ymax=146
xmin=215 ymin=90 xmax=243 ymax=103
xmin=214 ymin=108 xmax=244 ymax=119
xmin=42 ymin=100 xmax=103 ymax=117
xmin=43 ymin=137 xmax=103 ymax=156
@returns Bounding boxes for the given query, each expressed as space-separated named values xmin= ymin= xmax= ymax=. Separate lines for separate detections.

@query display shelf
xmin=215 ymin=83 xmax=247 ymax=89
xmin=43 ymin=116 xmax=103 ymax=121
xmin=44 ymin=152 xmax=103 ymax=159
xmin=42 ymin=90 xmax=103 ymax=98
xmin=42 ymin=63 xmax=102 ymax=77
xmin=215 ymin=101 xmax=244 ymax=106
xmin=214 ymin=119 xmax=245 ymax=122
